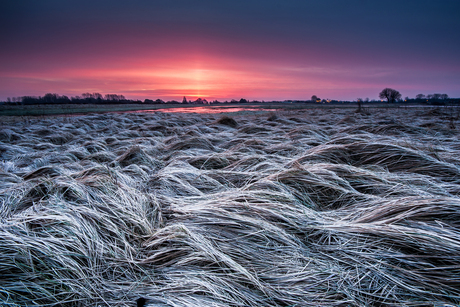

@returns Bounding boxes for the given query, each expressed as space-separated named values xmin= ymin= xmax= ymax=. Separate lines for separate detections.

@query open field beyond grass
xmin=1 ymin=107 xmax=460 ymax=306
xmin=0 ymin=102 xmax=434 ymax=117
xmin=0 ymin=103 xmax=315 ymax=117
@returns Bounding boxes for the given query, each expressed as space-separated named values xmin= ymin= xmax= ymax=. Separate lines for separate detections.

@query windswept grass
xmin=1 ymin=108 xmax=460 ymax=306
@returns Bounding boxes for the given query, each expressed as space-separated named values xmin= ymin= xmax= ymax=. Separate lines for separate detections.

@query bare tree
xmin=379 ymin=88 xmax=401 ymax=103
xmin=432 ymin=93 xmax=442 ymax=100
xmin=82 ymin=93 xmax=93 ymax=99
xmin=104 ymin=94 xmax=125 ymax=101
xmin=43 ymin=93 xmax=58 ymax=103
xmin=416 ymin=94 xmax=425 ymax=100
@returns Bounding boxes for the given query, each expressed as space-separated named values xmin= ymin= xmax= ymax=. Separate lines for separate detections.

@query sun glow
xmin=0 ymin=49 xmax=384 ymax=101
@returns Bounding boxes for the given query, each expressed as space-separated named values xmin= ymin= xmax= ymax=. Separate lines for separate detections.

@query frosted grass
xmin=1 ymin=107 xmax=459 ymax=306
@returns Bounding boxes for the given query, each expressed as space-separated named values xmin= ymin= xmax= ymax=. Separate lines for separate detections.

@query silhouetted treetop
xmin=379 ymin=88 xmax=401 ymax=103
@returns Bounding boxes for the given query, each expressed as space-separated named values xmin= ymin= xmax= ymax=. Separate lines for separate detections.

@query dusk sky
xmin=1 ymin=0 xmax=459 ymax=102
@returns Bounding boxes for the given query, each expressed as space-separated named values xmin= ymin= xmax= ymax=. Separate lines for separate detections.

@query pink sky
xmin=1 ymin=1 xmax=459 ymax=101
xmin=2 ymin=43 xmax=457 ymax=102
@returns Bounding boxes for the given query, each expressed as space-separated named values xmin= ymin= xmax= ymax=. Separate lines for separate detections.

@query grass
xmin=1 ymin=107 xmax=460 ymax=306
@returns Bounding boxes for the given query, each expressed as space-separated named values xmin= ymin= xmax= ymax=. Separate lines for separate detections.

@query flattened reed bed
xmin=1 ymin=108 xmax=460 ymax=306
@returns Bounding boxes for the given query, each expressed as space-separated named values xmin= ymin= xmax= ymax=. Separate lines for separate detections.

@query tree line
xmin=2 ymin=90 xmax=457 ymax=106
xmin=310 ymin=88 xmax=455 ymax=105
xmin=2 ymin=93 xmax=254 ymax=106
xmin=4 ymin=93 xmax=130 ymax=106
xmin=378 ymin=88 xmax=451 ymax=103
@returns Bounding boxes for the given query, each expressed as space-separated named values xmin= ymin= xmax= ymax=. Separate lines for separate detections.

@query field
xmin=0 ymin=102 xmax=428 ymax=117
xmin=1 ymin=107 xmax=460 ymax=306
xmin=0 ymin=103 xmax=342 ymax=117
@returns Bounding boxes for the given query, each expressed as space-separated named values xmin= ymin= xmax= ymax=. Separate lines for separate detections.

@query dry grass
xmin=1 ymin=108 xmax=460 ymax=306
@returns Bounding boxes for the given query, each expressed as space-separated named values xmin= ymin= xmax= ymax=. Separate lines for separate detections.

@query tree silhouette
xmin=357 ymin=98 xmax=363 ymax=112
xmin=432 ymin=93 xmax=442 ymax=100
xmin=379 ymin=88 xmax=401 ymax=103
xmin=104 ymin=94 xmax=125 ymax=101
xmin=43 ymin=93 xmax=58 ymax=103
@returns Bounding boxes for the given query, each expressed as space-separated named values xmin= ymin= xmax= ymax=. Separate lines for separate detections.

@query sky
xmin=1 ymin=0 xmax=459 ymax=102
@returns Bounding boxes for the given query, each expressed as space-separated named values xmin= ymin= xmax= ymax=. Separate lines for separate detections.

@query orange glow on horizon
xmin=0 ymin=49 xmax=396 ymax=101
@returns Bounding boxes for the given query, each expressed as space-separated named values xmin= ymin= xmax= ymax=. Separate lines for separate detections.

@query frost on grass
xmin=1 ymin=109 xmax=460 ymax=306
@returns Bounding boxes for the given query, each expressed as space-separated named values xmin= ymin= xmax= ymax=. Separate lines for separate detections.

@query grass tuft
xmin=216 ymin=116 xmax=238 ymax=128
